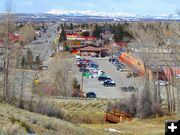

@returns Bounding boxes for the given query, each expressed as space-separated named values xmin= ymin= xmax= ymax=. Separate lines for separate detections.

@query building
xmin=66 ymin=34 xmax=96 ymax=46
xmin=119 ymin=51 xmax=180 ymax=81
xmin=79 ymin=45 xmax=108 ymax=56
xmin=70 ymin=45 xmax=108 ymax=57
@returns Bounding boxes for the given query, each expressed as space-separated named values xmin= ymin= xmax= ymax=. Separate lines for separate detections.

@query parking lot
xmin=75 ymin=57 xmax=174 ymax=101
xmin=75 ymin=57 xmax=143 ymax=98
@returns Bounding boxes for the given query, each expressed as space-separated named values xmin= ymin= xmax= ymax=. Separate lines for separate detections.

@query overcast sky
xmin=0 ymin=0 xmax=180 ymax=16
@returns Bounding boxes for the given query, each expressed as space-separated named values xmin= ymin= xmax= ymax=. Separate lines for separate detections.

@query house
xmin=70 ymin=45 xmax=108 ymax=56
xmin=79 ymin=45 xmax=108 ymax=56
xmin=0 ymin=33 xmax=19 ymax=46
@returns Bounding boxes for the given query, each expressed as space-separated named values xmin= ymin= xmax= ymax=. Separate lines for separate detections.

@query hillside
xmin=0 ymin=103 xmax=110 ymax=135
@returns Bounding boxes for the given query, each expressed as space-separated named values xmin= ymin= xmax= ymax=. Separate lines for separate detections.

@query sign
xmin=35 ymin=79 xmax=39 ymax=86
xmin=59 ymin=46 xmax=64 ymax=51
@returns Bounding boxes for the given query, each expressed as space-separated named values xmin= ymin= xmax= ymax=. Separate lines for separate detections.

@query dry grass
xmin=0 ymin=103 xmax=110 ymax=135
xmin=56 ymin=101 xmax=107 ymax=124
xmin=81 ymin=115 xmax=178 ymax=135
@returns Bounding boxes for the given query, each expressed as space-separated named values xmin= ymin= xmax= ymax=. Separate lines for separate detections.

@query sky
xmin=0 ymin=0 xmax=180 ymax=16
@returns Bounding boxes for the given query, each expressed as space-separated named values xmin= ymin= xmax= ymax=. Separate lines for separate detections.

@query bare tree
xmin=0 ymin=0 xmax=16 ymax=103
xmin=167 ymin=22 xmax=180 ymax=118
xmin=19 ymin=24 xmax=35 ymax=45
xmin=49 ymin=52 xmax=75 ymax=96
xmin=128 ymin=22 xmax=164 ymax=118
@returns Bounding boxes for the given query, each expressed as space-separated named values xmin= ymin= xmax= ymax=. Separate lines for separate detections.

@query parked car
xmin=109 ymin=58 xmax=116 ymax=63
xmin=126 ymin=72 xmax=139 ymax=78
xmin=116 ymin=64 xmax=124 ymax=70
xmin=114 ymin=61 xmax=121 ymax=66
xmin=155 ymin=80 xmax=168 ymax=86
xmin=90 ymin=63 xmax=98 ymax=68
xmin=176 ymin=74 xmax=180 ymax=79
xmin=101 ymin=79 xmax=113 ymax=84
xmin=120 ymin=86 xmax=137 ymax=91
xmin=43 ymin=66 xmax=48 ymax=70
xmin=86 ymin=92 xmax=96 ymax=98
xmin=79 ymin=68 xmax=89 ymax=72
xmin=119 ymin=68 xmax=129 ymax=72
xmin=103 ymin=80 xmax=116 ymax=87
xmin=76 ymin=55 xmax=80 ymax=60
xmin=98 ymin=76 xmax=111 ymax=81
xmin=77 ymin=63 xmax=86 ymax=68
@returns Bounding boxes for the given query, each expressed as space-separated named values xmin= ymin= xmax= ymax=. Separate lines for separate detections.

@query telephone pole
xmin=81 ymin=70 xmax=83 ymax=98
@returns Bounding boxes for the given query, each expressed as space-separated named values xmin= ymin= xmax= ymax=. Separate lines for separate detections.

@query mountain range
xmin=1 ymin=11 xmax=180 ymax=22
xmin=46 ymin=10 xmax=180 ymax=20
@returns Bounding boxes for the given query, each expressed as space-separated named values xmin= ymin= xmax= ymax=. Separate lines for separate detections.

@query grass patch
xmin=0 ymin=103 xmax=109 ymax=135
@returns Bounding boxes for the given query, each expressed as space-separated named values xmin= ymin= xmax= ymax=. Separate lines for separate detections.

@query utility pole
xmin=81 ymin=69 xmax=84 ymax=98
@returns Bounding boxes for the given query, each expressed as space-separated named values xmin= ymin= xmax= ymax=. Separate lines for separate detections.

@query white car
xmin=176 ymin=74 xmax=180 ymax=79
xmin=155 ymin=80 xmax=168 ymax=86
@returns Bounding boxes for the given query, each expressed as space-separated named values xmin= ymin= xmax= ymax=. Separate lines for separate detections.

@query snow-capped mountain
xmin=1 ymin=11 xmax=180 ymax=22
xmin=46 ymin=10 xmax=136 ymax=17
xmin=155 ymin=13 xmax=180 ymax=19
xmin=46 ymin=9 xmax=180 ymax=20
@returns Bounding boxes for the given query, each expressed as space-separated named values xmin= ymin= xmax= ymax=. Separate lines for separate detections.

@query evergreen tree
xmin=81 ymin=23 xmax=86 ymax=29
xmin=113 ymin=23 xmax=133 ymax=43
xmin=60 ymin=24 xmax=64 ymax=29
xmin=34 ymin=55 xmax=41 ymax=66
xmin=25 ymin=48 xmax=33 ymax=67
xmin=113 ymin=24 xmax=124 ymax=42
xmin=59 ymin=27 xmax=67 ymax=43
xmin=92 ymin=24 xmax=101 ymax=38
xmin=70 ymin=22 xmax=74 ymax=29
xmin=81 ymin=31 xmax=89 ymax=37
xmin=20 ymin=55 xmax=25 ymax=68
xmin=72 ymin=78 xmax=80 ymax=90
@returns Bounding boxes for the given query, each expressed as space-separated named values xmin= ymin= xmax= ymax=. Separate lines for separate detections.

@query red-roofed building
xmin=78 ymin=45 xmax=108 ymax=56
xmin=0 ymin=33 xmax=19 ymax=44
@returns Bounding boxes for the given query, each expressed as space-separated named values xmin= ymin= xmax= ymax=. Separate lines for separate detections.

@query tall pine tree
xmin=59 ymin=27 xmax=67 ymax=43
xmin=25 ymin=48 xmax=33 ymax=68
xmin=92 ymin=24 xmax=101 ymax=39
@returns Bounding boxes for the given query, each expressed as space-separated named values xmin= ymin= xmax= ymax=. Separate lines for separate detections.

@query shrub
xmin=34 ymin=101 xmax=62 ymax=118
xmin=107 ymin=94 xmax=137 ymax=117
xmin=152 ymin=104 xmax=170 ymax=117
xmin=2 ymin=123 xmax=27 ymax=135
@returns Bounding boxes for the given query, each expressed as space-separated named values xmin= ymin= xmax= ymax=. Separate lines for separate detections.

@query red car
xmin=77 ymin=63 xmax=86 ymax=68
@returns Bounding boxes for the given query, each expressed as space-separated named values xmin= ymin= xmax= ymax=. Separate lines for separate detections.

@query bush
xmin=1 ymin=123 xmax=27 ymax=135
xmin=152 ymin=104 xmax=170 ymax=117
xmin=35 ymin=101 xmax=62 ymax=118
xmin=107 ymin=94 xmax=168 ymax=119
xmin=72 ymin=78 xmax=80 ymax=90
xmin=107 ymin=94 xmax=137 ymax=117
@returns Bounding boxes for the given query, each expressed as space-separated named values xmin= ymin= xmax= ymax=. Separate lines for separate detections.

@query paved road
xmin=4 ymin=24 xmax=60 ymax=99
xmin=28 ymin=24 xmax=58 ymax=62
